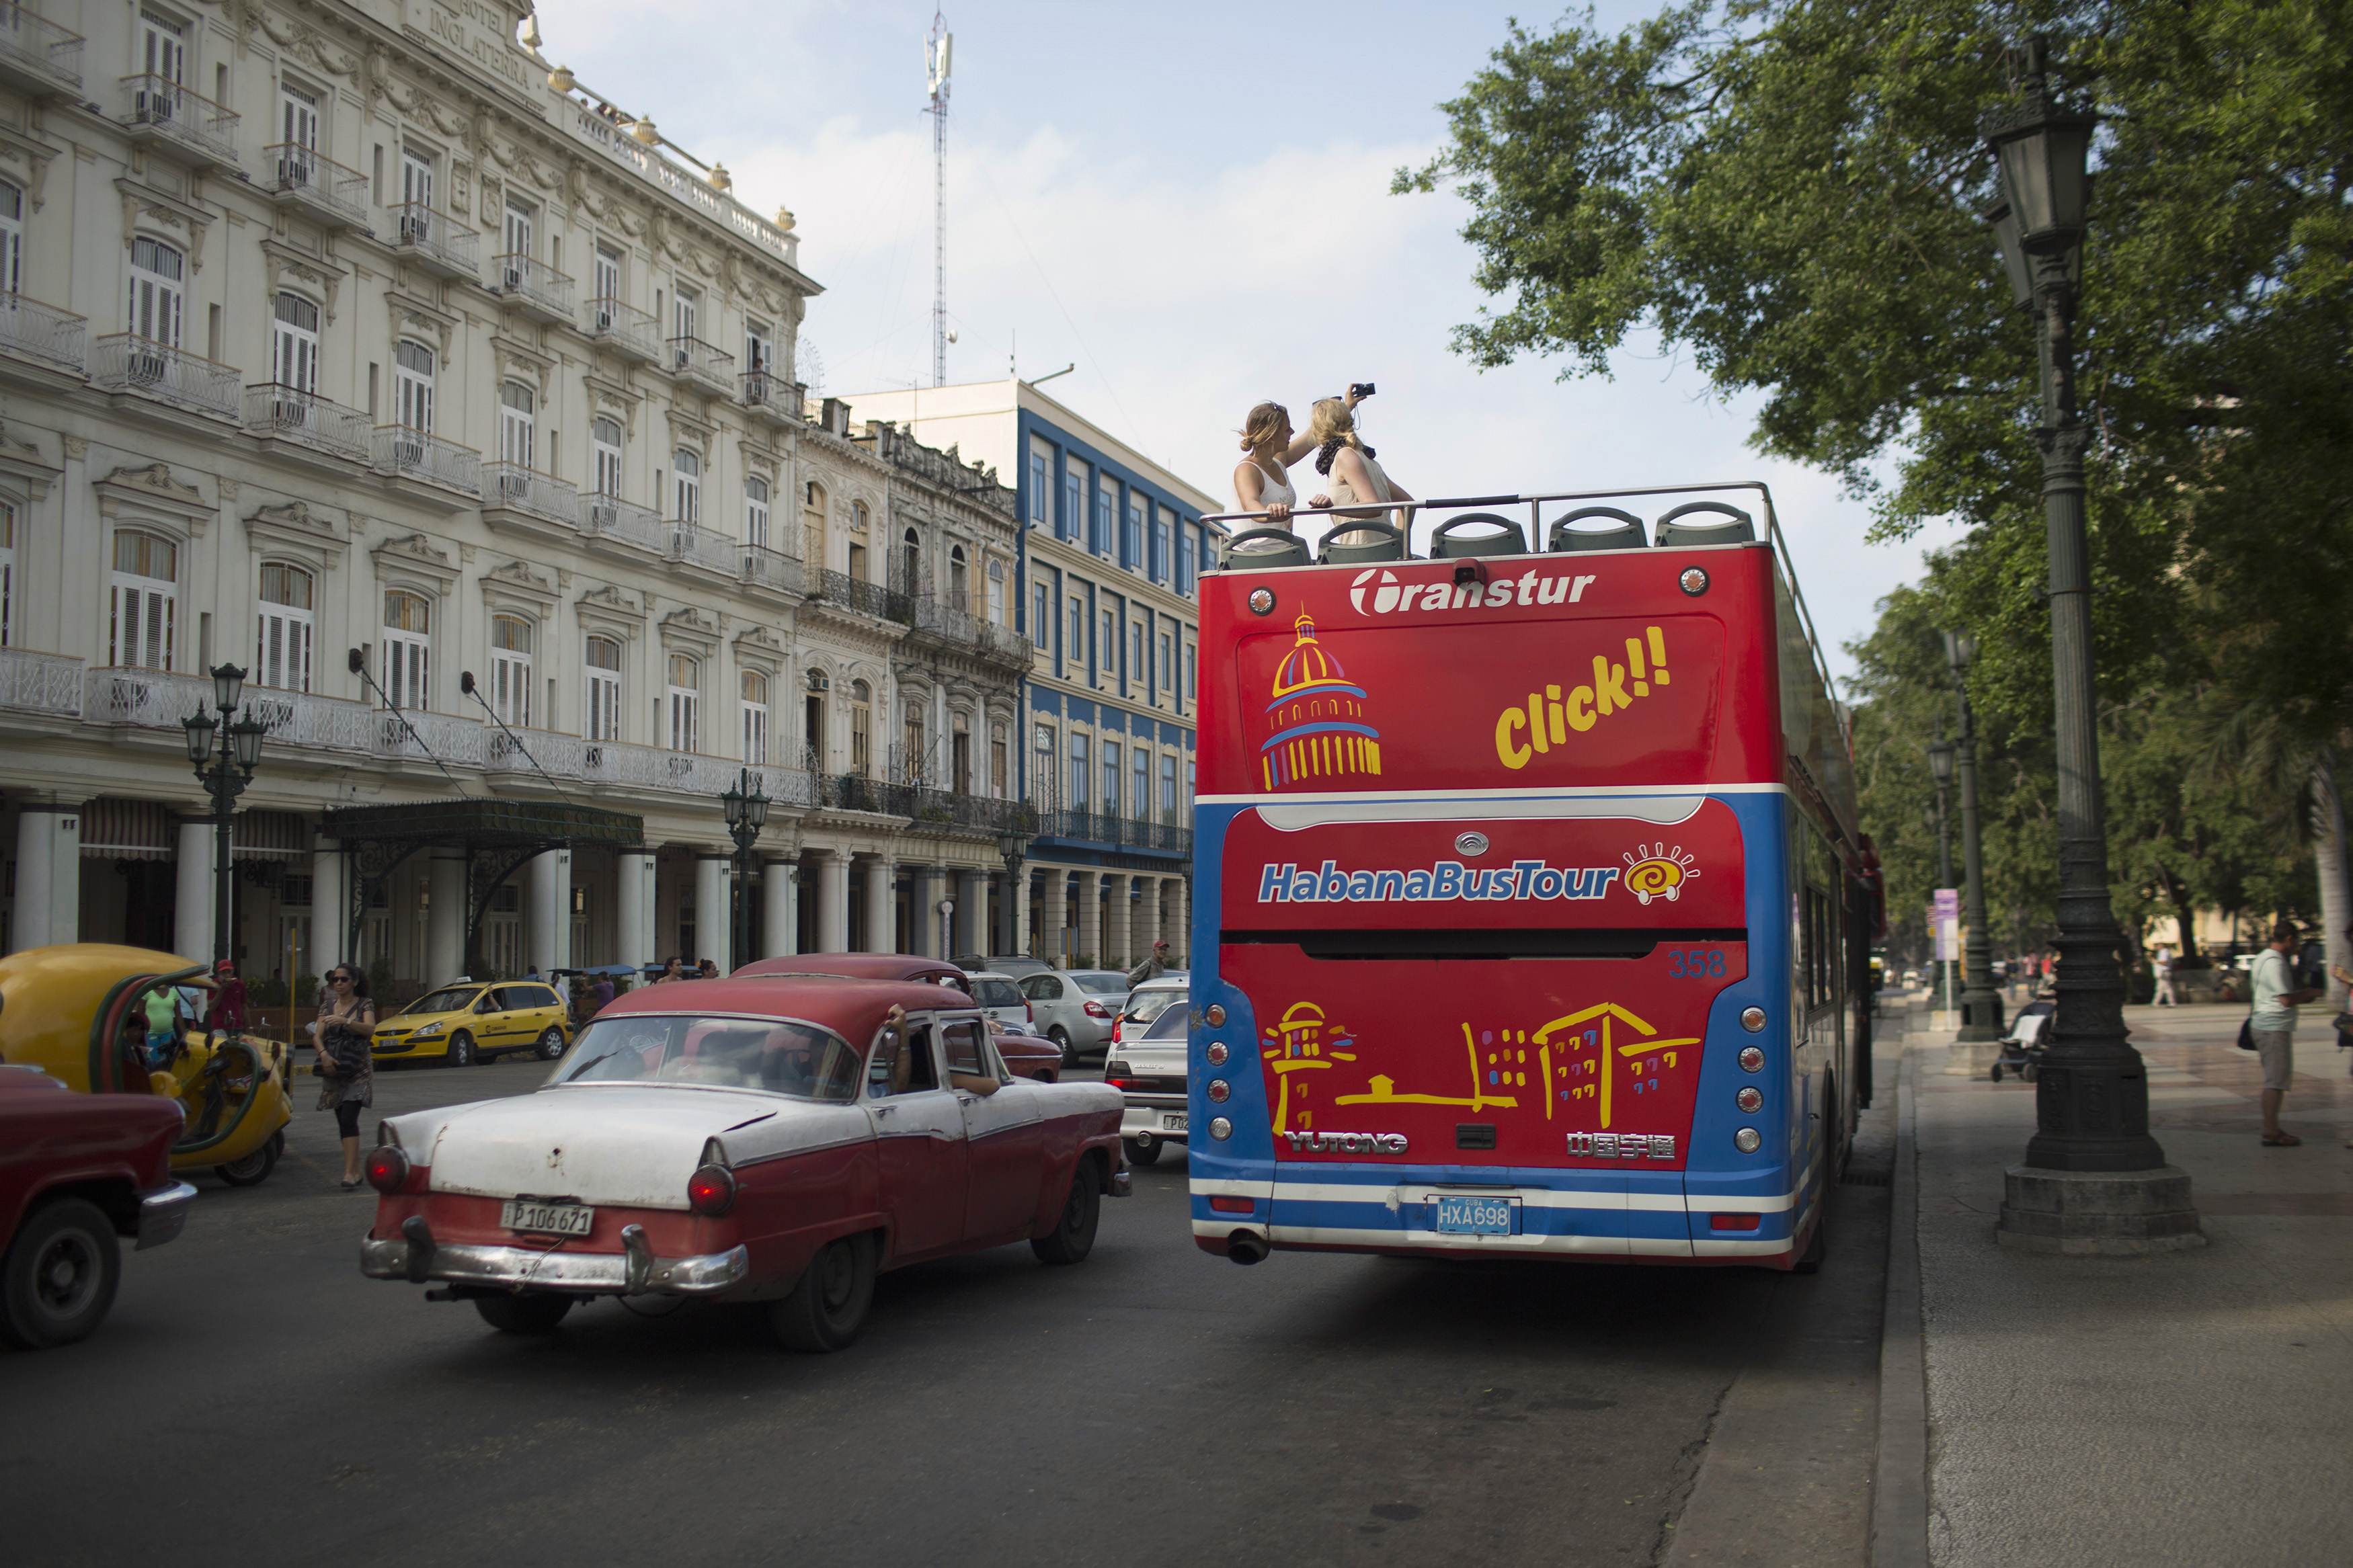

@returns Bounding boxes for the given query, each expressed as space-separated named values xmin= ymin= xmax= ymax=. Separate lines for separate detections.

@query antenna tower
xmin=924 ymin=12 xmax=952 ymax=388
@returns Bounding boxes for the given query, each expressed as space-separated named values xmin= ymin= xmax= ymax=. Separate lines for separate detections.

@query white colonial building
xmin=0 ymin=0 xmax=1031 ymax=993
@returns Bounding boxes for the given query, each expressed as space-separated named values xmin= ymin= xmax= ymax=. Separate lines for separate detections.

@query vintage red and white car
xmin=359 ymin=976 xmax=1127 ymax=1350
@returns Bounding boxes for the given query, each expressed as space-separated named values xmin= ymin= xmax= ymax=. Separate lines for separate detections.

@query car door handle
xmin=873 ymin=1104 xmax=898 ymax=1119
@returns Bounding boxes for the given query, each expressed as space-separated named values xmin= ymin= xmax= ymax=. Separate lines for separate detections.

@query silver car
xmin=963 ymin=971 xmax=1032 ymax=1032
xmin=1107 ymin=1005 xmax=1188 ymax=1165
xmin=1019 ymin=968 xmax=1131 ymax=1064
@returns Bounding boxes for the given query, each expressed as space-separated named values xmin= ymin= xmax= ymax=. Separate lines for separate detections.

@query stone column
xmin=694 ymin=853 xmax=731 ymax=972
xmin=862 ymin=854 xmax=895 ymax=952
xmin=913 ymin=865 xmax=943 ymax=957
xmin=527 ymin=848 xmax=571 ymax=976
xmin=1040 ymin=866 xmax=1067 ymax=966
xmin=762 ymin=855 xmax=798 ymax=959
xmin=309 ymin=838 xmax=347 ymax=979
xmin=1105 ymin=872 xmax=1132 ymax=971
xmin=1169 ymin=876 xmax=1189 ymax=966
xmin=1075 ymin=870 xmax=1103 ymax=968
xmin=175 ymin=815 xmax=214 ymax=962
xmin=817 ymin=849 xmax=850 ymax=952
xmin=1136 ymin=876 xmax=1162 ymax=960
xmin=424 ymin=851 xmax=465 ymax=983
xmin=615 ymin=850 xmax=655 ymax=971
xmin=958 ymin=869 xmax=988 ymax=957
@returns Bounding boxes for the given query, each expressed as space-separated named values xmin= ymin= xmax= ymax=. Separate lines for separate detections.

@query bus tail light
xmin=1736 ymin=1087 xmax=1763 ymax=1112
xmin=1209 ymin=1196 xmax=1255 ymax=1215
xmin=1734 ymin=1128 xmax=1763 ymax=1154
xmin=1709 ymin=1213 xmax=1761 ymax=1231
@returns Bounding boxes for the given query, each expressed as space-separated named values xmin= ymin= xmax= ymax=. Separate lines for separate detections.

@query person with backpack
xmin=2250 ymin=922 xmax=2320 ymax=1147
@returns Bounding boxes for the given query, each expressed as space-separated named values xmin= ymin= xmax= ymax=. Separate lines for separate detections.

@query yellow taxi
xmin=370 ymin=978 xmax=573 ymax=1068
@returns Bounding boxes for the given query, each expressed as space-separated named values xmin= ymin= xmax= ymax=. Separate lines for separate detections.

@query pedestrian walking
xmin=653 ymin=956 xmax=685 ymax=985
xmin=311 ymin=964 xmax=377 ymax=1188
xmin=1125 ymin=939 xmax=1174 ymax=987
xmin=208 ymin=959 xmax=249 ymax=1036
xmin=590 ymin=971 xmax=616 ymax=1014
xmin=2248 ymin=922 xmax=2319 ymax=1147
xmin=2153 ymin=944 xmax=2177 ymax=1006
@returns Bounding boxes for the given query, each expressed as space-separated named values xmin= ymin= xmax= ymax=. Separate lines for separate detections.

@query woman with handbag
xmin=312 ymin=965 xmax=377 ymax=1188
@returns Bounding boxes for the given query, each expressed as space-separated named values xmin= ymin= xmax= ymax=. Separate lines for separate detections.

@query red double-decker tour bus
xmin=1185 ymin=485 xmax=1875 ymax=1270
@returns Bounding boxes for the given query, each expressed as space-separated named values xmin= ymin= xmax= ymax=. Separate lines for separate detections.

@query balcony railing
xmin=372 ymin=425 xmax=481 ymax=495
xmin=740 ymin=370 xmax=801 ymax=420
xmin=91 ymin=335 xmax=239 ymax=419
xmin=1033 ymin=810 xmax=1192 ymax=856
xmin=0 ymin=647 xmax=84 ymax=716
xmin=580 ymin=493 xmax=665 ymax=552
xmin=0 ymin=294 xmax=86 ymax=373
xmin=243 ymin=383 xmax=369 ymax=463
xmin=666 ymin=520 xmax=737 ymax=574
xmin=386 ymin=202 xmax=479 ymax=278
xmin=491 ymin=253 xmax=573 ymax=319
xmin=0 ymin=5 xmax=82 ymax=93
xmin=120 ymin=75 xmax=239 ymax=167
xmin=818 ymin=772 xmax=915 ymax=817
xmin=904 ymin=787 xmax=1037 ymax=836
xmin=584 ymin=296 xmax=660 ymax=359
xmin=481 ymin=462 xmax=580 ymax=527
xmin=813 ymin=569 xmax=908 ymax=622
xmin=264 ymin=143 xmax=368 ymax=226
xmin=907 ymin=595 xmax=1033 ymax=664
xmin=740 ymin=544 xmax=804 ymax=597
xmin=665 ymin=335 xmax=734 ymax=391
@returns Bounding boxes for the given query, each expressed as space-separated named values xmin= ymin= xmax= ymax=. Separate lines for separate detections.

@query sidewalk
xmin=1900 ymin=999 xmax=2353 ymax=1566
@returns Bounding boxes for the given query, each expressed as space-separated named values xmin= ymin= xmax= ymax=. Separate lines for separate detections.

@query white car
xmin=1111 ymin=975 xmax=1187 ymax=1050
xmin=963 ymin=971 xmax=1032 ymax=1033
xmin=1105 ymin=1005 xmax=1188 ymax=1166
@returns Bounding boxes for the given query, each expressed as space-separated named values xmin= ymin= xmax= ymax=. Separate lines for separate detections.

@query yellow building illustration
xmin=1263 ymin=612 xmax=1383 ymax=790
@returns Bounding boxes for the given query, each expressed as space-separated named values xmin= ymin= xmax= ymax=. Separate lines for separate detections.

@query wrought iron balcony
xmin=584 ymin=296 xmax=660 ymax=360
xmin=580 ymin=492 xmax=665 ymax=552
xmin=481 ymin=462 xmax=580 ymax=530
xmin=372 ymin=425 xmax=481 ymax=496
xmin=906 ymin=594 xmax=1036 ymax=666
xmin=386 ymin=202 xmax=479 ymax=281
xmin=491 ymin=253 xmax=574 ymax=323
xmin=244 ymin=384 xmax=369 ymax=463
xmin=818 ymin=772 xmax=914 ymax=817
xmin=0 ymin=5 xmax=81 ymax=96
xmin=740 ymin=370 xmax=802 ymax=424
xmin=666 ymin=520 xmax=737 ymax=574
xmin=811 ymin=569 xmax=908 ymax=622
xmin=664 ymin=334 xmax=734 ymax=393
xmin=120 ymin=75 xmax=239 ymax=169
xmin=740 ymin=544 xmax=804 ymax=597
xmin=0 ymin=647 xmax=83 ymax=716
xmin=91 ymin=335 xmax=239 ymax=419
xmin=1030 ymin=810 xmax=1191 ymax=856
xmin=0 ymin=294 xmax=85 ymax=374
xmin=264 ymin=143 xmax=368 ymax=227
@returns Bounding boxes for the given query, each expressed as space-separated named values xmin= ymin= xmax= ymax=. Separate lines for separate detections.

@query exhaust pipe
xmin=1226 ymin=1230 xmax=1269 ymax=1266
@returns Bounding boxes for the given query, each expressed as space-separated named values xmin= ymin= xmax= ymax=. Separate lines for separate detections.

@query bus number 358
xmin=1666 ymin=948 xmax=1726 ymax=979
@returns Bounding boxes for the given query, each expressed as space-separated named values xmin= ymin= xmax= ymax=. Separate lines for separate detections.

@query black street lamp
xmin=997 ymin=829 xmax=1029 ymax=954
xmin=1944 ymin=630 xmax=2005 ymax=1041
xmin=180 ymin=663 xmax=265 ymax=968
xmin=719 ymin=768 xmax=770 ymax=970
xmin=1927 ymin=735 xmax=1956 ymax=1007
xmin=1983 ymin=38 xmax=2200 ymax=1250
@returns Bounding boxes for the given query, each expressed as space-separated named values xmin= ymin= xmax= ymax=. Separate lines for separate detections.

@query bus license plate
xmin=1162 ymin=1112 xmax=1189 ymax=1133
xmin=1433 ymin=1195 xmax=1519 ymax=1236
xmin=502 ymin=1200 xmax=593 ymax=1237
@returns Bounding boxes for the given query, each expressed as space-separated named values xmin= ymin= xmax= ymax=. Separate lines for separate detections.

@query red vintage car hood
xmin=397 ymin=1087 xmax=871 ymax=1210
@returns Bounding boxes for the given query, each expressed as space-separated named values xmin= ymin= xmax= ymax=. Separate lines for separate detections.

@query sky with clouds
xmin=537 ymin=0 xmax=1966 ymax=683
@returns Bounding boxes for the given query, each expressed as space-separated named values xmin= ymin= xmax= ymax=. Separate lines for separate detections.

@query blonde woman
xmin=1232 ymin=386 xmax=1367 ymax=536
xmin=1304 ymin=396 xmax=1414 ymax=548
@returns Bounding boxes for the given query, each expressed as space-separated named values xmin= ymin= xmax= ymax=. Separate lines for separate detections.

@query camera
xmin=1349 ymin=382 xmax=1375 ymax=399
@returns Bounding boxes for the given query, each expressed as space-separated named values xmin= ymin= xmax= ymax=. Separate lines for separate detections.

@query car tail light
xmin=687 ymin=1163 xmax=736 ymax=1217
xmin=364 ymin=1145 xmax=410 ymax=1195
xmin=1025 ymin=1001 xmax=1034 ymax=1023
xmin=1083 ymin=1000 xmax=1112 ymax=1019
xmin=1111 ymin=1020 xmax=1123 ymax=1044
xmin=1103 ymin=1059 xmax=1136 ymax=1091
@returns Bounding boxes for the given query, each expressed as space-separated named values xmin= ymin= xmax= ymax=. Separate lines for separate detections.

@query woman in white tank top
xmin=1232 ymin=388 xmax=1368 ymax=539
xmin=1306 ymin=396 xmax=1415 ymax=548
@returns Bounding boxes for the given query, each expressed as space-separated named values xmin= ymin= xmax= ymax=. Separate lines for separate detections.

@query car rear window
xmin=1125 ymin=987 xmax=1185 ymax=1024
xmin=1142 ymin=1007 xmax=1188 ymax=1041
xmin=1072 ymin=972 xmax=1128 ymax=995
xmin=972 ymin=979 xmax=1022 ymax=1008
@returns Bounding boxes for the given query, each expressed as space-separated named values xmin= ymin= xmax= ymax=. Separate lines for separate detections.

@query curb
xmin=1870 ymin=1033 xmax=1929 ymax=1568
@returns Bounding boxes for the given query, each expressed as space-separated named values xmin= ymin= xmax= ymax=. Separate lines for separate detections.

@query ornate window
xmin=584 ymin=634 xmax=623 ymax=742
xmin=745 ymin=475 xmax=770 ymax=549
xmin=1102 ymin=741 xmax=1121 ymax=817
xmin=381 ymin=589 xmax=430 ymax=708
xmin=986 ymin=559 xmax=1006 ymax=624
xmin=592 ymin=416 xmax=623 ymax=497
xmin=1031 ymin=583 xmax=1051 ymax=651
xmin=1160 ymin=753 xmax=1179 ymax=823
xmin=949 ymin=544 xmax=969 ymax=605
xmin=1133 ymin=748 xmax=1150 ymax=825
xmin=803 ymin=479 xmax=828 ymax=565
xmin=903 ymin=707 xmax=925 ymax=784
xmin=127 ymin=237 xmax=184 ymax=347
xmin=393 ymin=339 xmax=435 ymax=432
xmin=499 ymin=380 xmax=536 ymax=468
xmin=1125 ymin=494 xmax=1145 ymax=569
xmin=666 ymin=652 xmax=700 ymax=753
xmin=489 ymin=614 xmax=532 ymax=727
xmin=0 ymin=180 xmax=22 ymax=296
xmin=899 ymin=526 xmax=920 ymax=595
xmin=951 ymin=712 xmax=972 ymax=794
xmin=0 ymin=499 xmax=15 ymax=647
xmin=1068 ymin=731 xmax=1089 ymax=811
xmin=849 ymin=678 xmax=872 ymax=777
xmin=271 ymin=293 xmax=319 ymax=393
xmin=110 ymin=531 xmax=177 ymax=669
xmin=740 ymin=668 xmax=770 ymax=765
xmin=990 ymin=720 xmax=1008 ymax=798
xmin=255 ymin=563 xmax=313 ymax=692
xmin=672 ymin=447 xmax=701 ymax=523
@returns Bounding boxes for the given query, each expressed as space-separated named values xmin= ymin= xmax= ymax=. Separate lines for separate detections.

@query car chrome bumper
xmin=135 ymin=1180 xmax=198 ymax=1251
xmin=360 ymin=1217 xmax=750 ymax=1297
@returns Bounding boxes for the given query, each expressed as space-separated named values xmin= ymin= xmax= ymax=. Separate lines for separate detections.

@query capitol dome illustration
xmin=1263 ymin=612 xmax=1382 ymax=789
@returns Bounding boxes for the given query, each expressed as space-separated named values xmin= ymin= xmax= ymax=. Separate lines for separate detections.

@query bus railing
xmin=1199 ymin=480 xmax=1847 ymax=762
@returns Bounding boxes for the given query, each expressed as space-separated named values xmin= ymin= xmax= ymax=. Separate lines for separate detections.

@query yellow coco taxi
xmin=372 ymin=979 xmax=572 ymax=1068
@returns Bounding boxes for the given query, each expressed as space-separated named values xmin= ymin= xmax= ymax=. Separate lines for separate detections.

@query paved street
xmin=4 ymin=1050 xmax=1892 ymax=1568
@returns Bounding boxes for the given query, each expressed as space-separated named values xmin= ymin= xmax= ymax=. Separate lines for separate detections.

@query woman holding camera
xmin=1232 ymin=384 xmax=1371 ymax=539
xmin=1305 ymin=395 xmax=1414 ymax=548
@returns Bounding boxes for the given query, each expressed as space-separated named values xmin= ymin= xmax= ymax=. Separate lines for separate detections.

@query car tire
xmin=1048 ymin=1026 xmax=1073 ymax=1066
xmin=0 ymin=1198 xmax=122 ymax=1351
xmin=1123 ymin=1137 xmax=1162 ymax=1167
xmin=770 ymin=1234 xmax=877 ymax=1353
xmin=215 ymin=1138 xmax=279 ymax=1188
xmin=446 ymin=1032 xmax=475 ymax=1069
xmin=474 ymin=1293 xmax=574 ymax=1334
xmin=1031 ymin=1159 xmax=1101 ymax=1266
xmin=534 ymin=1027 xmax=566 ymax=1061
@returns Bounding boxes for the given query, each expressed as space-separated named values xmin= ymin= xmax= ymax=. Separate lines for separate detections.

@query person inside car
xmin=871 ymin=1005 xmax=998 ymax=1098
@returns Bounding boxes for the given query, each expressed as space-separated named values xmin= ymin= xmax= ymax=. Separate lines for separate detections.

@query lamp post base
xmin=1957 ymin=987 xmax=2005 ymax=1042
xmin=1996 ymin=1164 xmax=2205 ymax=1255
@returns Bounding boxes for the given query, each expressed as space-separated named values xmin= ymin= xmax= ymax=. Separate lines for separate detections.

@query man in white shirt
xmin=2152 ymin=944 xmax=2176 ymax=1006
xmin=2250 ymin=922 xmax=2319 ymax=1146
